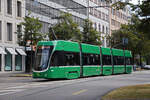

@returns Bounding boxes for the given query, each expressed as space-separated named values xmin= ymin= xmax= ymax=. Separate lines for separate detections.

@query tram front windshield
xmin=34 ymin=46 xmax=53 ymax=71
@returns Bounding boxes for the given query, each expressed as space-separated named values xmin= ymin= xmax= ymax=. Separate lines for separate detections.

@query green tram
xmin=33 ymin=40 xmax=132 ymax=79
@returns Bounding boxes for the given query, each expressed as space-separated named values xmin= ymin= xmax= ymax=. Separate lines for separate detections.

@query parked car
xmin=143 ymin=65 xmax=150 ymax=69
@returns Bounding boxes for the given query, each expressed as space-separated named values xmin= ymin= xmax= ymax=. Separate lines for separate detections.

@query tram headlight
xmin=51 ymin=70 xmax=54 ymax=72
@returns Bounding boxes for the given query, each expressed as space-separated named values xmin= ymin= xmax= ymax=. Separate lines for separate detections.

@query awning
xmin=16 ymin=49 xmax=26 ymax=56
xmin=0 ymin=47 xmax=7 ymax=54
xmin=6 ymin=48 xmax=17 ymax=55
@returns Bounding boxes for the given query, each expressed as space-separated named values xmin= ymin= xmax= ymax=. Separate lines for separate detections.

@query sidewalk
xmin=0 ymin=72 xmax=32 ymax=78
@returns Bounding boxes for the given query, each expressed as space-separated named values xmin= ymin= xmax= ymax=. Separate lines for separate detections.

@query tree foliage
xmin=112 ymin=0 xmax=150 ymax=39
xmin=49 ymin=13 xmax=102 ymax=45
xmin=82 ymin=19 xmax=102 ymax=45
xmin=16 ymin=15 xmax=43 ymax=46
xmin=137 ymin=0 xmax=150 ymax=39
xmin=110 ymin=0 xmax=150 ymax=64
xmin=49 ymin=13 xmax=82 ymax=42
xmin=109 ymin=15 xmax=150 ymax=64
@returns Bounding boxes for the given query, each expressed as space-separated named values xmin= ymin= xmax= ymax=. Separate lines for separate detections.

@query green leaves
xmin=49 ymin=13 xmax=82 ymax=42
xmin=111 ymin=1 xmax=132 ymax=10
xmin=82 ymin=19 xmax=101 ymax=45
xmin=112 ymin=0 xmax=150 ymax=40
xmin=49 ymin=13 xmax=101 ymax=45
xmin=110 ymin=14 xmax=150 ymax=58
xmin=16 ymin=15 xmax=43 ymax=46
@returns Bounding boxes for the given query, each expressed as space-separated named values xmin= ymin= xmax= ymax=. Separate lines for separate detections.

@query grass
xmin=102 ymin=84 xmax=150 ymax=100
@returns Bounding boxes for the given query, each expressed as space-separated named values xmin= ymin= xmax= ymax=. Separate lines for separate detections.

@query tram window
xmin=113 ymin=56 xmax=124 ymax=65
xmin=50 ymin=51 xmax=65 ymax=66
xmin=102 ymin=55 xmax=112 ymax=65
xmin=64 ymin=52 xmax=80 ymax=66
xmin=126 ymin=57 xmax=132 ymax=65
xmin=83 ymin=53 xmax=100 ymax=65
xmin=94 ymin=54 xmax=100 ymax=65
xmin=83 ymin=54 xmax=88 ymax=65
xmin=113 ymin=56 xmax=117 ymax=65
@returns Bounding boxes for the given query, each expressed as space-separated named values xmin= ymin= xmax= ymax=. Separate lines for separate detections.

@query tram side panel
xmin=101 ymin=47 xmax=113 ymax=76
xmin=112 ymin=49 xmax=125 ymax=74
xmin=125 ymin=50 xmax=133 ymax=74
xmin=43 ymin=41 xmax=81 ymax=79
xmin=81 ymin=44 xmax=101 ymax=77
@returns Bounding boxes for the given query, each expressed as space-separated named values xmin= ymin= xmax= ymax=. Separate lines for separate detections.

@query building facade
xmin=0 ymin=0 xmax=26 ymax=73
xmin=26 ymin=0 xmax=110 ymax=47
xmin=26 ymin=0 xmax=88 ymax=33
xmin=89 ymin=0 xmax=110 ymax=47
xmin=110 ymin=1 xmax=131 ymax=34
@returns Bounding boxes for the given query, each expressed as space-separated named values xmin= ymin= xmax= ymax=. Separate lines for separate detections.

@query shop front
xmin=0 ymin=46 xmax=26 ymax=73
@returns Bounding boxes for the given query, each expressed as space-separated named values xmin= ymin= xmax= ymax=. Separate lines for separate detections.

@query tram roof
xmin=37 ymin=41 xmax=132 ymax=57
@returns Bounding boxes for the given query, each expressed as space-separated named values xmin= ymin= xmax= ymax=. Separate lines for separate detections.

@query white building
xmin=110 ymin=0 xmax=131 ymax=34
xmin=26 ymin=0 xmax=88 ymax=33
xmin=26 ymin=0 xmax=110 ymax=47
xmin=0 ymin=0 xmax=26 ymax=73
xmin=89 ymin=0 xmax=110 ymax=47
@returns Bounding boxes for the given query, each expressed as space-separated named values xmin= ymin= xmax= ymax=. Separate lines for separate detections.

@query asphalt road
xmin=0 ymin=71 xmax=150 ymax=100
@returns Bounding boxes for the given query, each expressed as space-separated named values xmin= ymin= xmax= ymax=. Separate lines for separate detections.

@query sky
xmin=130 ymin=0 xmax=139 ymax=4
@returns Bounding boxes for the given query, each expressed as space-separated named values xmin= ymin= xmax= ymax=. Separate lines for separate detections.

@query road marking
xmin=0 ymin=89 xmax=25 ymax=96
xmin=0 ymin=92 xmax=17 ymax=96
xmin=6 ymin=82 xmax=54 ymax=90
xmin=72 ymin=89 xmax=87 ymax=95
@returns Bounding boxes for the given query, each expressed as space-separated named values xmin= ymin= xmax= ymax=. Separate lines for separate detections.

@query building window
xmin=17 ymin=1 xmax=22 ymax=17
xmin=7 ymin=0 xmax=12 ymax=15
xmin=106 ymin=27 xmax=108 ymax=34
xmin=98 ymin=24 xmax=101 ymax=32
xmin=90 ymin=8 xmax=93 ymax=15
xmin=0 ymin=21 xmax=1 ymax=40
xmin=106 ymin=15 xmax=109 ymax=22
xmin=102 ymin=12 xmax=105 ymax=20
xmin=17 ymin=25 xmax=22 ymax=33
xmin=99 ymin=11 xmax=101 ymax=19
xmin=102 ymin=25 xmax=105 ymax=33
xmin=17 ymin=25 xmax=22 ymax=42
xmin=7 ymin=23 xmax=12 ymax=41
xmin=40 ymin=21 xmax=49 ymax=34
xmin=111 ymin=19 xmax=115 ymax=26
xmin=5 ymin=50 xmax=12 ymax=71
xmin=15 ymin=55 xmax=22 ymax=71
xmin=94 ymin=23 xmax=97 ymax=30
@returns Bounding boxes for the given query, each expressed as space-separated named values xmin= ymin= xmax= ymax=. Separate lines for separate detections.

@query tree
xmin=109 ymin=15 xmax=150 ymax=65
xmin=82 ymin=19 xmax=102 ymax=45
xmin=16 ymin=14 xmax=43 ymax=47
xmin=49 ymin=13 xmax=82 ymax=42
xmin=111 ymin=0 xmax=150 ymax=65
xmin=136 ymin=0 xmax=150 ymax=39
xmin=112 ymin=0 xmax=150 ymax=39
xmin=16 ymin=14 xmax=43 ymax=72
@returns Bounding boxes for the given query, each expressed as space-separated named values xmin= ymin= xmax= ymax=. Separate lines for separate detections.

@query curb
xmin=10 ymin=74 xmax=32 ymax=77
